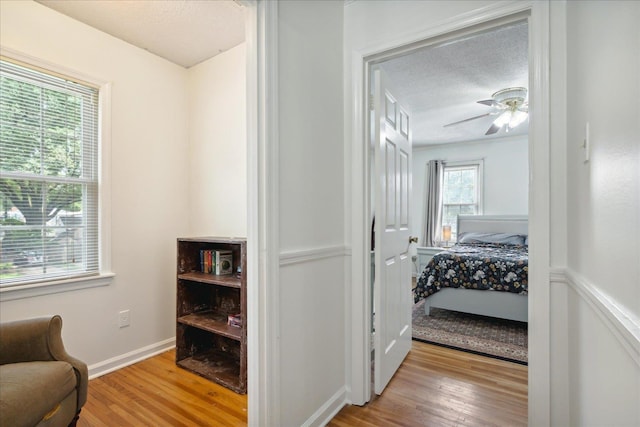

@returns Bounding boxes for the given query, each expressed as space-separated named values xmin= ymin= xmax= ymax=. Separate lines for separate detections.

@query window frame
xmin=0 ymin=48 xmax=113 ymax=301
xmin=441 ymin=159 xmax=484 ymax=241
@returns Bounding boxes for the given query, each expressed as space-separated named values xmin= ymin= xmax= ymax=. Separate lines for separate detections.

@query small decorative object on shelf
xmin=227 ymin=314 xmax=242 ymax=328
xmin=215 ymin=250 xmax=233 ymax=275
xmin=176 ymin=237 xmax=247 ymax=394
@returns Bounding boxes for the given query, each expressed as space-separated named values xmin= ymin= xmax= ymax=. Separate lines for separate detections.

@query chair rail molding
xmin=550 ymin=267 xmax=640 ymax=368
xmin=280 ymin=245 xmax=349 ymax=266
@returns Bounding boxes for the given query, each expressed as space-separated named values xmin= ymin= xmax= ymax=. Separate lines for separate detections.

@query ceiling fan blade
xmin=443 ymin=112 xmax=492 ymax=128
xmin=485 ymin=123 xmax=502 ymax=135
xmin=477 ymin=99 xmax=497 ymax=107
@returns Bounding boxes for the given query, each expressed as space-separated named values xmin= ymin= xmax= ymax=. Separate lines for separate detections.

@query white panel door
xmin=373 ymin=68 xmax=413 ymax=394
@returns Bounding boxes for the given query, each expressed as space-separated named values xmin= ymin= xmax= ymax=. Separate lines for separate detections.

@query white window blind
xmin=442 ymin=162 xmax=482 ymax=240
xmin=0 ymin=58 xmax=99 ymax=287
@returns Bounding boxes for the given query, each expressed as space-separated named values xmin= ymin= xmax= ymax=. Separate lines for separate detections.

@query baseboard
xmin=550 ymin=267 xmax=640 ymax=368
xmin=301 ymin=386 xmax=348 ymax=427
xmin=87 ymin=337 xmax=176 ymax=379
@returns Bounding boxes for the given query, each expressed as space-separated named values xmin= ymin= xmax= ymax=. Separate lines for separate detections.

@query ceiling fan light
xmin=492 ymin=87 xmax=527 ymax=104
xmin=509 ymin=110 xmax=528 ymax=128
xmin=493 ymin=111 xmax=511 ymax=127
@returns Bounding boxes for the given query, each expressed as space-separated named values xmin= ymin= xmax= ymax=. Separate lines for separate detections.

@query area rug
xmin=412 ymin=299 xmax=528 ymax=364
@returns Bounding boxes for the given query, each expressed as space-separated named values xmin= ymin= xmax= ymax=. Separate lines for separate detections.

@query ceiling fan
xmin=444 ymin=87 xmax=529 ymax=135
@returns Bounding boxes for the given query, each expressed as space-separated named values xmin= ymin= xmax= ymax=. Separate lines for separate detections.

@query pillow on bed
xmin=457 ymin=232 xmax=526 ymax=246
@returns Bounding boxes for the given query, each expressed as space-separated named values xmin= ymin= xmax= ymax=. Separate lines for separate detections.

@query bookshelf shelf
xmin=177 ymin=312 xmax=242 ymax=341
xmin=177 ymin=272 xmax=242 ymax=288
xmin=176 ymin=349 xmax=242 ymax=393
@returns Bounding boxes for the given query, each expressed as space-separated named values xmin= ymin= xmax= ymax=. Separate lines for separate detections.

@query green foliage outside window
xmin=0 ymin=59 xmax=98 ymax=284
xmin=0 ymin=76 xmax=84 ymax=224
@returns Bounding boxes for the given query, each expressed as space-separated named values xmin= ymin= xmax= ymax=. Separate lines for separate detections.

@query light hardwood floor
xmin=78 ymin=341 xmax=527 ymax=427
xmin=78 ymin=351 xmax=248 ymax=427
xmin=330 ymin=342 xmax=528 ymax=427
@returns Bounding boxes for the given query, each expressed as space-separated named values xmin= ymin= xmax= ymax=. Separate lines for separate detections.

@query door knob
xmin=409 ymin=236 xmax=418 ymax=244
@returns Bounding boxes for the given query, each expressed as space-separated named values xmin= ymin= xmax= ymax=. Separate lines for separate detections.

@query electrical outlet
xmin=118 ymin=310 xmax=130 ymax=328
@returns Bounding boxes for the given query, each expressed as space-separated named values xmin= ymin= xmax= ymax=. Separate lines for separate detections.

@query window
xmin=441 ymin=161 xmax=483 ymax=241
xmin=0 ymin=58 xmax=99 ymax=287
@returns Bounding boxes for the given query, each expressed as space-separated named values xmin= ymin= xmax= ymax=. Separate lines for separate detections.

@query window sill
xmin=0 ymin=272 xmax=115 ymax=302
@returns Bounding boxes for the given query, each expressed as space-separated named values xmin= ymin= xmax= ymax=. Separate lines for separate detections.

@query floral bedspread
xmin=413 ymin=243 xmax=528 ymax=304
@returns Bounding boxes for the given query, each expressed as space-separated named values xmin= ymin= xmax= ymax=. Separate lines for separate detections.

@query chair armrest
xmin=0 ymin=315 xmax=88 ymax=408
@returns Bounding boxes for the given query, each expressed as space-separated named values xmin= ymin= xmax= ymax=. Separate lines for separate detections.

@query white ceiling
xmin=35 ymin=1 xmax=527 ymax=146
xmin=380 ymin=21 xmax=529 ymax=146
xmin=36 ymin=0 xmax=245 ymax=68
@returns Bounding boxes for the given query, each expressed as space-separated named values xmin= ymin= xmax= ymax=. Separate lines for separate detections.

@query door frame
xmin=348 ymin=1 xmax=551 ymax=425
xmin=244 ymin=1 xmax=280 ymax=426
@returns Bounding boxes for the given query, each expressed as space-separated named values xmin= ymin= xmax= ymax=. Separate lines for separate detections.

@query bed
xmin=414 ymin=215 xmax=529 ymax=322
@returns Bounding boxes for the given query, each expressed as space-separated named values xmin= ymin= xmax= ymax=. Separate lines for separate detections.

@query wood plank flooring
xmin=329 ymin=342 xmax=528 ymax=427
xmin=78 ymin=341 xmax=526 ymax=427
xmin=77 ymin=350 xmax=248 ymax=427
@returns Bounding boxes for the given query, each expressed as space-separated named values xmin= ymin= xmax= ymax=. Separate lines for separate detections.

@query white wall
xmin=566 ymin=0 xmax=640 ymax=319
xmin=564 ymin=1 xmax=640 ymax=425
xmin=188 ymin=43 xmax=247 ymax=237
xmin=276 ymin=1 xmax=345 ymax=425
xmin=0 ymin=1 xmax=189 ymax=369
xmin=412 ymin=136 xmax=528 ymax=244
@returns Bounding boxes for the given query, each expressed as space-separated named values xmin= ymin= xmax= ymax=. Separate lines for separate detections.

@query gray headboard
xmin=457 ymin=215 xmax=528 ymax=238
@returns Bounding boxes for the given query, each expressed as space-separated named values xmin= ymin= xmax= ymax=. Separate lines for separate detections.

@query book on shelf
xmin=199 ymin=249 xmax=233 ymax=275
xmin=200 ymin=250 xmax=216 ymax=274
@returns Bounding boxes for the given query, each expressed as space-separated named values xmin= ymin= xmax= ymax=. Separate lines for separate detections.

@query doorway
xmin=351 ymin=4 xmax=551 ymax=424
xmin=369 ymin=18 xmax=530 ymax=392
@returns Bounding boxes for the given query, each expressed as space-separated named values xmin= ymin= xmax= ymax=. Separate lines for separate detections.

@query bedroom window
xmin=441 ymin=161 xmax=483 ymax=240
xmin=0 ymin=57 xmax=100 ymax=288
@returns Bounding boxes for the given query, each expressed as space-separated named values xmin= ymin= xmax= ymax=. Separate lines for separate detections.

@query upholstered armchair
xmin=0 ymin=315 xmax=88 ymax=427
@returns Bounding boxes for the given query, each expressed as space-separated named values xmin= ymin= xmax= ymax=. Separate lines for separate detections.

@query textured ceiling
xmin=380 ymin=21 xmax=529 ymax=145
xmin=36 ymin=0 xmax=245 ymax=68
xmin=35 ymin=1 xmax=526 ymax=145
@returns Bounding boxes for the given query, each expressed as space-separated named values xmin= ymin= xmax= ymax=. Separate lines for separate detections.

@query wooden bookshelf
xmin=175 ymin=237 xmax=247 ymax=394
